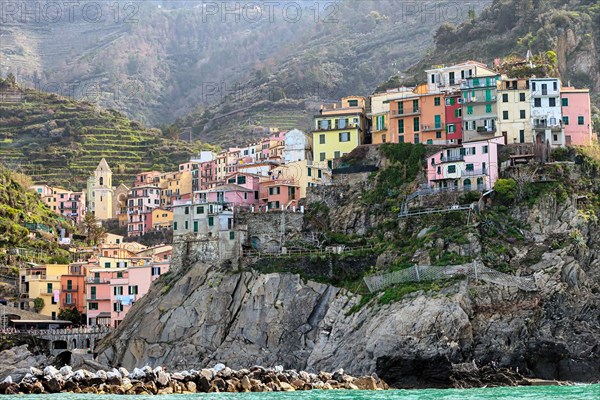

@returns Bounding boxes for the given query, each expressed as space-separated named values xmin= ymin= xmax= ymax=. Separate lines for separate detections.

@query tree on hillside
xmin=79 ymin=213 xmax=107 ymax=245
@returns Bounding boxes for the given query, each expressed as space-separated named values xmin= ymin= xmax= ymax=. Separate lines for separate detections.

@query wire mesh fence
xmin=363 ymin=261 xmax=537 ymax=293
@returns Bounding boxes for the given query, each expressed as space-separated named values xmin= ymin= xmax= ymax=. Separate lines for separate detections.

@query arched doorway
xmin=463 ymin=178 xmax=472 ymax=191
xmin=477 ymin=177 xmax=484 ymax=191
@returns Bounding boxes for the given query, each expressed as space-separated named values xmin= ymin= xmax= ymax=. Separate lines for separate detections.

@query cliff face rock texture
xmin=97 ymin=181 xmax=600 ymax=387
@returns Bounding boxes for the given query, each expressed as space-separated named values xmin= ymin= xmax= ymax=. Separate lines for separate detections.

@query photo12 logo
xmin=199 ymin=1 xmax=340 ymax=23
xmin=0 ymin=1 xmax=139 ymax=24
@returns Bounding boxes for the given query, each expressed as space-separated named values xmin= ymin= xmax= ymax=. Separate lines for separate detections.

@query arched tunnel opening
xmin=53 ymin=340 xmax=68 ymax=350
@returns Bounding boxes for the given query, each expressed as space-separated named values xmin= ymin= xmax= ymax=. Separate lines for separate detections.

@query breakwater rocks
xmin=0 ymin=364 xmax=389 ymax=395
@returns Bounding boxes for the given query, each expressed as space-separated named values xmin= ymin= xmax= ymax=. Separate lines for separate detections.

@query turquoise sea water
xmin=3 ymin=386 xmax=599 ymax=399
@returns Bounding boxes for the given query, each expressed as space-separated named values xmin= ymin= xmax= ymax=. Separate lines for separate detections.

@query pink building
xmin=86 ymin=269 xmax=114 ymax=326
xmin=197 ymin=184 xmax=257 ymax=209
xmin=561 ymin=87 xmax=594 ymax=146
xmin=427 ymin=136 xmax=504 ymax=192
xmin=127 ymin=184 xmax=161 ymax=237
xmin=134 ymin=171 xmax=162 ymax=187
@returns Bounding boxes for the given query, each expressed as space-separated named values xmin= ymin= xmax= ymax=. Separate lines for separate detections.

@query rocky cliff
xmin=97 ymin=206 xmax=600 ymax=386
xmin=96 ymin=154 xmax=600 ymax=387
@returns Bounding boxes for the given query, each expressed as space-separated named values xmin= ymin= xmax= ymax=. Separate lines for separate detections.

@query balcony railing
xmin=440 ymin=155 xmax=464 ymax=163
xmin=86 ymin=277 xmax=110 ymax=284
xmin=465 ymin=95 xmax=497 ymax=104
xmin=534 ymin=123 xmax=562 ymax=131
xmin=314 ymin=122 xmax=359 ymax=132
xmin=475 ymin=126 xmax=497 ymax=134
xmin=421 ymin=124 xmax=443 ymax=132
xmin=86 ymin=295 xmax=111 ymax=301
xmin=62 ymin=299 xmax=77 ymax=307
xmin=62 ymin=285 xmax=78 ymax=292
xmin=462 ymin=168 xmax=488 ymax=177
xmin=393 ymin=109 xmax=420 ymax=117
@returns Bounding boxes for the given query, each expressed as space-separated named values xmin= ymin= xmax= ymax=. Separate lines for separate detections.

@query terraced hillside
xmin=0 ymin=86 xmax=215 ymax=189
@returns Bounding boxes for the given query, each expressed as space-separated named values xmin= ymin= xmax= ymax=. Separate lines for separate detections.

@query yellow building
xmin=152 ymin=208 xmax=173 ymax=230
xmin=26 ymin=264 xmax=70 ymax=319
xmin=312 ymin=96 xmax=367 ymax=168
xmin=496 ymin=77 xmax=532 ymax=144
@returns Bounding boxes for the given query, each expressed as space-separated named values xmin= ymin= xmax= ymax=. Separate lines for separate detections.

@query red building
xmin=445 ymin=92 xmax=463 ymax=144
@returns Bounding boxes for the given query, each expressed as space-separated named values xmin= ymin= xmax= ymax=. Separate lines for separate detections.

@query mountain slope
xmin=1 ymin=0 xmax=490 ymax=132
xmin=0 ymin=83 xmax=215 ymax=188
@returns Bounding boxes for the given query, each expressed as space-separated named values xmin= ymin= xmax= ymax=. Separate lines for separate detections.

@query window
xmin=184 ymin=221 xmax=189 ymax=230
xmin=447 ymin=124 xmax=456 ymax=133
xmin=398 ymin=119 xmax=404 ymax=134
xmin=173 ymin=221 xmax=177 ymax=230
xmin=237 ymin=176 xmax=246 ymax=185
xmin=434 ymin=115 xmax=441 ymax=128
xmin=532 ymin=82 xmax=536 ymax=91
xmin=467 ymin=106 xmax=473 ymax=115
xmin=319 ymin=134 xmax=325 ymax=144
xmin=319 ymin=152 xmax=326 ymax=162
xmin=229 ymin=231 xmax=235 ymax=240
xmin=502 ymin=111 xmax=509 ymax=120
xmin=578 ymin=116 xmax=585 ymax=125
xmin=348 ymin=99 xmax=358 ymax=107
xmin=563 ymin=116 xmax=569 ymax=125
xmin=534 ymin=98 xmax=541 ymax=107
xmin=46 ymin=283 xmax=52 ymax=294
xmin=454 ymin=108 xmax=461 ymax=118
xmin=434 ymin=97 xmax=441 ymax=106
xmin=114 ymin=286 xmax=123 ymax=296
xmin=466 ymin=163 xmax=474 ymax=171
xmin=502 ymin=93 xmax=508 ymax=102
xmin=193 ymin=221 xmax=198 ymax=233
xmin=99 ymin=177 xmax=103 ymax=186
xmin=413 ymin=133 xmax=419 ymax=144
xmin=413 ymin=117 xmax=420 ymax=131
xmin=208 ymin=217 xmax=214 ymax=227
xmin=549 ymin=98 xmax=556 ymax=107
xmin=89 ymin=302 xmax=98 ymax=310
xmin=117 ymin=272 xmax=123 ymax=278
xmin=382 ymin=134 xmax=386 ymax=143
xmin=436 ymin=131 xmax=442 ymax=139
xmin=554 ymin=134 xmax=558 ymax=142
xmin=67 ymin=280 xmax=72 ymax=290
xmin=562 ymin=98 xmax=569 ymax=107
xmin=307 ymin=168 xmax=312 ymax=177
xmin=114 ymin=302 xmax=123 ymax=312
xmin=412 ymin=99 xmax=419 ymax=112
xmin=320 ymin=120 xmax=329 ymax=130
xmin=520 ymin=130 xmax=525 ymax=143
xmin=339 ymin=132 xmax=350 ymax=142
xmin=398 ymin=135 xmax=404 ymax=143
xmin=397 ymin=102 xmax=404 ymax=114
xmin=485 ymin=104 xmax=492 ymax=113
xmin=437 ymin=166 xmax=441 ymax=174
xmin=334 ymin=151 xmax=341 ymax=159
xmin=483 ymin=145 xmax=488 ymax=154
xmin=519 ymin=92 xmax=526 ymax=102
xmin=520 ymin=110 xmax=526 ymax=119
xmin=129 ymin=285 xmax=138 ymax=295
xmin=104 ymin=262 xmax=111 ymax=268
xmin=448 ymin=165 xmax=456 ymax=173
xmin=196 ymin=206 xmax=204 ymax=214
xmin=318 ymin=170 xmax=322 ymax=178
xmin=152 ymin=267 xmax=161 ymax=276
xmin=553 ymin=81 xmax=557 ymax=91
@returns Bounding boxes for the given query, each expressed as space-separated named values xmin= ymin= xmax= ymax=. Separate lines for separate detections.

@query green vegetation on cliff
xmin=0 ymin=165 xmax=71 ymax=263
xmin=0 ymin=84 xmax=216 ymax=188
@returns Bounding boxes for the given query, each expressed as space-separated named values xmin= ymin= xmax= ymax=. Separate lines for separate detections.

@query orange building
xmin=59 ymin=263 xmax=92 ymax=317
xmin=389 ymin=85 xmax=446 ymax=144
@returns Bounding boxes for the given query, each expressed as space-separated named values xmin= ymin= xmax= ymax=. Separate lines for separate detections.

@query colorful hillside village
xmin=20 ymin=60 xmax=595 ymax=326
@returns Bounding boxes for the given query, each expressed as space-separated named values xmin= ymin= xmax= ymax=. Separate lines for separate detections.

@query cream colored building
xmin=89 ymin=158 xmax=114 ymax=220
xmin=267 ymin=160 xmax=331 ymax=199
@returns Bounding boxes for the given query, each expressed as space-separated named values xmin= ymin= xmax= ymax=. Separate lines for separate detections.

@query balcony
xmin=534 ymin=123 xmax=562 ymax=131
xmin=62 ymin=299 xmax=77 ymax=307
xmin=393 ymin=109 xmax=420 ymax=117
xmin=465 ymin=95 xmax=497 ymax=104
xmin=313 ymin=122 xmax=359 ymax=132
xmin=86 ymin=277 xmax=110 ymax=284
xmin=421 ymin=124 xmax=443 ymax=132
xmin=439 ymin=155 xmax=464 ymax=163
xmin=62 ymin=285 xmax=79 ymax=292
xmin=86 ymin=295 xmax=111 ymax=301
xmin=462 ymin=168 xmax=488 ymax=177
xmin=475 ymin=126 xmax=497 ymax=134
